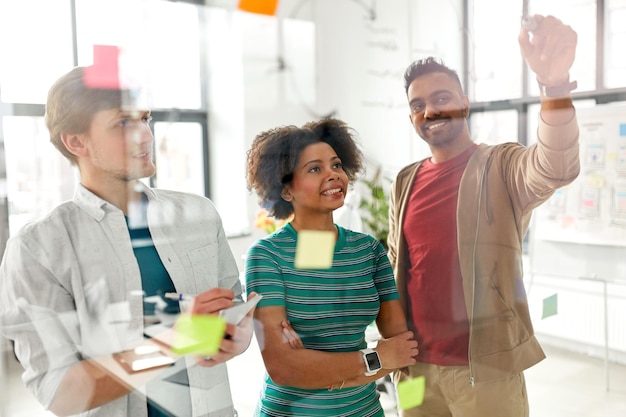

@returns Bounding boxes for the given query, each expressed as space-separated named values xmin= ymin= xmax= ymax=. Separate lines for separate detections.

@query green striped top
xmin=245 ymin=223 xmax=398 ymax=417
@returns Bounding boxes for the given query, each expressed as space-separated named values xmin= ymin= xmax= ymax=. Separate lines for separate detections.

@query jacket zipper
xmin=467 ymin=153 xmax=491 ymax=387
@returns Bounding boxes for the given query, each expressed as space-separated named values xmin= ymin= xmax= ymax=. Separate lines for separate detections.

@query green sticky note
xmin=397 ymin=375 xmax=425 ymax=410
xmin=542 ymin=293 xmax=558 ymax=319
xmin=171 ymin=314 xmax=226 ymax=356
xmin=294 ymin=230 xmax=334 ymax=269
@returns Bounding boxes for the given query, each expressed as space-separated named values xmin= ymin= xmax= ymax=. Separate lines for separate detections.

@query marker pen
xmin=164 ymin=292 xmax=194 ymax=302
xmin=521 ymin=15 xmax=539 ymax=32
xmin=164 ymin=293 xmax=245 ymax=303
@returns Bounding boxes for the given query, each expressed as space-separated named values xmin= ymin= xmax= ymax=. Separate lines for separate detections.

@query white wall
xmin=314 ymin=0 xmax=414 ymax=176
xmin=223 ymin=0 xmax=465 ymax=265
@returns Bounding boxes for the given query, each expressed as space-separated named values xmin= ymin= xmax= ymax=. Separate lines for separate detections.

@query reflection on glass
xmin=154 ymin=122 xmax=204 ymax=196
xmin=283 ymin=19 xmax=316 ymax=105
xmin=469 ymin=0 xmax=522 ymax=101
xmin=527 ymin=102 xmax=541 ymax=146
xmin=239 ymin=13 xmax=316 ymax=109
xmin=2 ymin=116 xmax=75 ymax=233
xmin=76 ymin=0 xmax=202 ymax=109
xmin=0 ymin=0 xmax=73 ymax=104
xmin=605 ymin=0 xmax=626 ymax=89
xmin=528 ymin=0 xmax=596 ymax=94
xmin=411 ymin=0 xmax=464 ymax=78
xmin=469 ymin=110 xmax=518 ymax=146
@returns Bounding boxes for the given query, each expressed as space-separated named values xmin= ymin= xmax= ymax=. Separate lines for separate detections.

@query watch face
xmin=365 ymin=352 xmax=381 ymax=371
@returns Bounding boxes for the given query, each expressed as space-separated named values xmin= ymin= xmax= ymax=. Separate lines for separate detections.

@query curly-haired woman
xmin=245 ymin=118 xmax=418 ymax=417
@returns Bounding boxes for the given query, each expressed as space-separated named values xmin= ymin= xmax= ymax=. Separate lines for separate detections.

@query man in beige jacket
xmin=388 ymin=15 xmax=580 ymax=417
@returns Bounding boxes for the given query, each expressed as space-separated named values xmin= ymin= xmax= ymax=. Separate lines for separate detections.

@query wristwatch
xmin=360 ymin=348 xmax=382 ymax=376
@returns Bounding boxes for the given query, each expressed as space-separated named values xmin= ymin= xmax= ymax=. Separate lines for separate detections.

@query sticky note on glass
xmin=294 ymin=230 xmax=334 ymax=269
xmin=238 ymin=0 xmax=279 ymax=15
xmin=171 ymin=314 xmax=226 ymax=356
xmin=397 ymin=375 xmax=425 ymax=410
xmin=84 ymin=45 xmax=121 ymax=89
xmin=542 ymin=293 xmax=558 ymax=319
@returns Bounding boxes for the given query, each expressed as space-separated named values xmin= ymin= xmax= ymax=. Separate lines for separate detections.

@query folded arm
xmin=255 ymin=302 xmax=416 ymax=390
xmin=329 ymin=299 xmax=417 ymax=389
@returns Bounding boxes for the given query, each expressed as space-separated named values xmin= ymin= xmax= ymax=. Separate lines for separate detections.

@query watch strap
xmin=359 ymin=348 xmax=381 ymax=376
xmin=538 ymin=79 xmax=577 ymax=98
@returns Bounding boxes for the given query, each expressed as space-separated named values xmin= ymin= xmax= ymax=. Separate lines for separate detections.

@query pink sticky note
xmin=83 ymin=45 xmax=121 ymax=89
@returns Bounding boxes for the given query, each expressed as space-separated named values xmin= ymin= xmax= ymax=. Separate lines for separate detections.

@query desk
xmin=92 ymin=317 xmax=235 ymax=416
xmin=146 ymin=359 xmax=191 ymax=417
xmin=90 ymin=332 xmax=192 ymax=416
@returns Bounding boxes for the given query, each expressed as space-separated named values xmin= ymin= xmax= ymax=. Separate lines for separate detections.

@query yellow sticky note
xmin=171 ymin=314 xmax=226 ymax=356
xmin=397 ymin=376 xmax=425 ymax=410
xmin=294 ymin=230 xmax=335 ymax=269
xmin=587 ymin=173 xmax=606 ymax=188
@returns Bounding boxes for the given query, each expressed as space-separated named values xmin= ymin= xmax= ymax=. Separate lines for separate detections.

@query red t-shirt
xmin=402 ymin=144 xmax=477 ymax=366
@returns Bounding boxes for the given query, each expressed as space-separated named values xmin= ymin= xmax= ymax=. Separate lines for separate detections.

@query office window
xmin=75 ymin=0 xmax=202 ymax=109
xmin=0 ymin=0 xmax=74 ymax=104
xmin=468 ymin=0 xmax=523 ymax=101
xmin=411 ymin=0 xmax=464 ymax=80
xmin=154 ymin=121 xmax=205 ymax=196
xmin=2 ymin=116 xmax=75 ymax=233
xmin=0 ymin=0 xmax=210 ymax=236
xmin=528 ymin=0 xmax=596 ymax=94
xmin=606 ymin=0 xmax=626 ymax=88
xmin=143 ymin=1 xmax=202 ymax=109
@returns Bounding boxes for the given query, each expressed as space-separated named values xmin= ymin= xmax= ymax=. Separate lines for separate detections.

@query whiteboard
xmin=532 ymin=103 xmax=626 ymax=247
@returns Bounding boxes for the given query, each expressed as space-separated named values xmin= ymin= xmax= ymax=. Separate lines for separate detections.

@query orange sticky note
xmin=294 ymin=230 xmax=334 ymax=269
xmin=171 ymin=314 xmax=226 ymax=356
xmin=397 ymin=376 xmax=425 ymax=410
xmin=84 ymin=45 xmax=121 ymax=89
xmin=238 ymin=0 xmax=279 ymax=15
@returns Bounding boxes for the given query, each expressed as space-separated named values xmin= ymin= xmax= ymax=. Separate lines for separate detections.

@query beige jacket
xmin=388 ymin=116 xmax=580 ymax=383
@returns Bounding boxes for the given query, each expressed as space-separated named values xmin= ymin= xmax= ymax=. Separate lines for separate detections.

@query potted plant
xmin=359 ymin=167 xmax=390 ymax=250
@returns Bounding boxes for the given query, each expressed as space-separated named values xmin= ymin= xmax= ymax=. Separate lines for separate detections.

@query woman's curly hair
xmin=246 ymin=118 xmax=364 ymax=219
